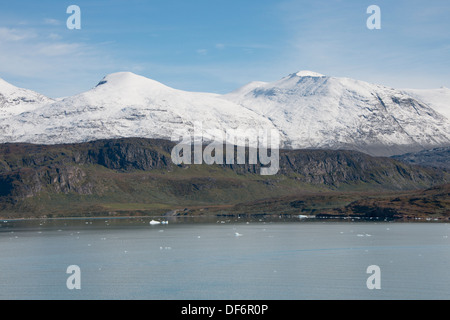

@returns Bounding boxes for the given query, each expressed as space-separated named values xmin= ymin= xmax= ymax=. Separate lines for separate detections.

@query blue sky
xmin=0 ymin=0 xmax=449 ymax=97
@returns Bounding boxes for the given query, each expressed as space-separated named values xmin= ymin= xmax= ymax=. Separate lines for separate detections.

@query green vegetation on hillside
xmin=0 ymin=138 xmax=448 ymax=219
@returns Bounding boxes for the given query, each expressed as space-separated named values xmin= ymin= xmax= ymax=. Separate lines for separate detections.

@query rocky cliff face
xmin=0 ymin=139 xmax=173 ymax=205
xmin=0 ymin=166 xmax=91 ymax=200
xmin=392 ymin=147 xmax=450 ymax=169
xmin=278 ymin=149 xmax=446 ymax=188
xmin=0 ymin=139 xmax=450 ymax=206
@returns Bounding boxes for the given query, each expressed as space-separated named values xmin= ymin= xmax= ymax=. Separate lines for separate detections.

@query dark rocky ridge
xmin=392 ymin=147 xmax=450 ymax=169
xmin=0 ymin=138 xmax=448 ymax=217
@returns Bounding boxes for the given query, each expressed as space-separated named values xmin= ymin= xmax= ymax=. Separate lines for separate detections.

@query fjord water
xmin=1 ymin=218 xmax=449 ymax=300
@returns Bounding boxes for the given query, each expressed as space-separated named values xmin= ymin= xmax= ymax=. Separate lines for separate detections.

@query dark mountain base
xmin=392 ymin=146 xmax=450 ymax=169
xmin=0 ymin=138 xmax=449 ymax=219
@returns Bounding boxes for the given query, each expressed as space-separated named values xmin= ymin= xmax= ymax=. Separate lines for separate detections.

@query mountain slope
xmin=401 ymin=87 xmax=450 ymax=120
xmin=224 ymin=71 xmax=450 ymax=156
xmin=0 ymin=72 xmax=276 ymax=145
xmin=0 ymin=72 xmax=449 ymax=157
xmin=0 ymin=78 xmax=54 ymax=119
xmin=0 ymin=138 xmax=449 ymax=217
xmin=392 ymin=146 xmax=450 ymax=169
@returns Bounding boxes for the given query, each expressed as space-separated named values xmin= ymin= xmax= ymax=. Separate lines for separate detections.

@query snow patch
xmin=293 ymin=71 xmax=325 ymax=78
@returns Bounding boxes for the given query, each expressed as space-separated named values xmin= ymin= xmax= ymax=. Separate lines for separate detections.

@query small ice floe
xmin=161 ymin=221 xmax=169 ymax=224
xmin=298 ymin=215 xmax=309 ymax=219
xmin=149 ymin=220 xmax=161 ymax=225
xmin=235 ymin=232 xmax=243 ymax=237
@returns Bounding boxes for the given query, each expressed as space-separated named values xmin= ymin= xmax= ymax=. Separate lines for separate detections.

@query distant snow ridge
xmin=225 ymin=71 xmax=450 ymax=156
xmin=401 ymin=87 xmax=450 ymax=121
xmin=0 ymin=71 xmax=449 ymax=157
xmin=0 ymin=78 xmax=54 ymax=119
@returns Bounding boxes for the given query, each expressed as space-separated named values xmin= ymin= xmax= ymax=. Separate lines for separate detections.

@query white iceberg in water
xmin=149 ymin=220 xmax=161 ymax=225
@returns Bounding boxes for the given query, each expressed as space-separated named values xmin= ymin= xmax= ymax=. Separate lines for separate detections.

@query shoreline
xmin=1 ymin=214 xmax=447 ymax=224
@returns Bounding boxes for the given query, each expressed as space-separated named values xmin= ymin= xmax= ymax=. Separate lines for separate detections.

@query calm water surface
xmin=1 ymin=217 xmax=449 ymax=300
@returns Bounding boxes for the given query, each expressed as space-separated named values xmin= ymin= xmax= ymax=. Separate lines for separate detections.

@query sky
xmin=0 ymin=0 xmax=449 ymax=98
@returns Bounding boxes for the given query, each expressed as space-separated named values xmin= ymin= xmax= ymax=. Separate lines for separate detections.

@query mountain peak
xmin=292 ymin=70 xmax=325 ymax=78
xmin=0 ymin=77 xmax=21 ymax=95
xmin=0 ymin=77 xmax=51 ymax=101
xmin=92 ymin=72 xmax=174 ymax=95
xmin=96 ymin=71 xmax=150 ymax=87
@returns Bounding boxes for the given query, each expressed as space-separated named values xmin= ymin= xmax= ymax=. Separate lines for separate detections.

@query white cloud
xmin=36 ymin=42 xmax=85 ymax=56
xmin=0 ymin=26 xmax=118 ymax=97
xmin=48 ymin=33 xmax=62 ymax=40
xmin=43 ymin=18 xmax=61 ymax=26
xmin=0 ymin=27 xmax=36 ymax=42
xmin=196 ymin=49 xmax=208 ymax=55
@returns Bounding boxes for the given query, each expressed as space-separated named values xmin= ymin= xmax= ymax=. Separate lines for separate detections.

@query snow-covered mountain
xmin=0 ymin=72 xmax=277 ymax=145
xmin=0 ymin=78 xmax=54 ymax=119
xmin=401 ymin=87 xmax=450 ymax=121
xmin=224 ymin=71 xmax=450 ymax=156
xmin=0 ymin=71 xmax=449 ymax=157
